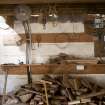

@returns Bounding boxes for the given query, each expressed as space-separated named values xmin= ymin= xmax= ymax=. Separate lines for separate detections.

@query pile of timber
xmin=2 ymin=75 xmax=105 ymax=105
xmin=47 ymin=53 xmax=98 ymax=64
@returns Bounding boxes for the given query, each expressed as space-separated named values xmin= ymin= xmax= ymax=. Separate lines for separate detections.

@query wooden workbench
xmin=1 ymin=63 xmax=105 ymax=74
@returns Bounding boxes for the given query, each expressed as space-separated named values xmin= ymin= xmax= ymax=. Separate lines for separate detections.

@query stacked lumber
xmin=47 ymin=53 xmax=98 ymax=64
xmin=1 ymin=75 xmax=105 ymax=105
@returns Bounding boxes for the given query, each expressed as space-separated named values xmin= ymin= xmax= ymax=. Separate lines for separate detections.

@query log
xmin=19 ymin=93 xmax=33 ymax=103
xmin=68 ymin=98 xmax=91 ymax=105
xmin=79 ymin=89 xmax=105 ymax=99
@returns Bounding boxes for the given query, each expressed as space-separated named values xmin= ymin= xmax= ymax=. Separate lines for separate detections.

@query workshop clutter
xmin=47 ymin=53 xmax=98 ymax=64
xmin=1 ymin=75 xmax=105 ymax=105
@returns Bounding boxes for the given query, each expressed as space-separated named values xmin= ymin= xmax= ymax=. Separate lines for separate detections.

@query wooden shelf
xmin=20 ymin=33 xmax=96 ymax=43
xmin=1 ymin=63 xmax=105 ymax=74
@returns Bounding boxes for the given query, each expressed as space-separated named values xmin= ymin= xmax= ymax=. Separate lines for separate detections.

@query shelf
xmin=1 ymin=63 xmax=105 ymax=74
xmin=20 ymin=33 xmax=96 ymax=43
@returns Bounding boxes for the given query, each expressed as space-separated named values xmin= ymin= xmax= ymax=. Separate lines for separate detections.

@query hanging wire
xmin=48 ymin=4 xmax=58 ymax=27
xmin=71 ymin=12 xmax=75 ymax=35
xmin=54 ymin=33 xmax=70 ymax=49
xmin=39 ymin=8 xmax=48 ymax=30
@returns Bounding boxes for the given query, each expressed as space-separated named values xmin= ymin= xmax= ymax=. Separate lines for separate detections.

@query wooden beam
xmin=0 ymin=0 xmax=105 ymax=4
xmin=84 ymin=15 xmax=95 ymax=35
xmin=0 ymin=4 xmax=105 ymax=16
xmin=94 ymin=41 xmax=105 ymax=57
xmin=1 ymin=64 xmax=105 ymax=75
xmin=6 ymin=16 xmax=14 ymax=28
xmin=20 ymin=33 xmax=96 ymax=43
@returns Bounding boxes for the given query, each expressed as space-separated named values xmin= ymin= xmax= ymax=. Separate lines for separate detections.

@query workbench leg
xmin=2 ymin=70 xmax=8 ymax=105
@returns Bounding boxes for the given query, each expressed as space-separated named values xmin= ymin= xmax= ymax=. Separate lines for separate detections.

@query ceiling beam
xmin=0 ymin=4 xmax=105 ymax=16
xmin=0 ymin=0 xmax=105 ymax=4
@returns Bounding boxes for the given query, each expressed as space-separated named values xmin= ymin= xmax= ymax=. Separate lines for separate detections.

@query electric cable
xmin=54 ymin=33 xmax=70 ymax=49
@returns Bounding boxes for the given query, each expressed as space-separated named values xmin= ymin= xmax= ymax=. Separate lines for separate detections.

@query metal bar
xmin=23 ymin=21 xmax=32 ymax=84
xmin=2 ymin=70 xmax=8 ymax=105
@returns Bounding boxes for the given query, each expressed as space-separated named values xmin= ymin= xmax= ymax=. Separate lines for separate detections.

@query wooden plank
xmin=6 ymin=16 xmax=14 ymax=28
xmin=1 ymin=64 xmax=105 ymax=75
xmin=0 ymin=4 xmax=105 ymax=16
xmin=19 ymin=33 xmax=96 ymax=43
xmin=94 ymin=41 xmax=105 ymax=57
xmin=84 ymin=15 xmax=95 ymax=35
xmin=0 ymin=0 xmax=105 ymax=4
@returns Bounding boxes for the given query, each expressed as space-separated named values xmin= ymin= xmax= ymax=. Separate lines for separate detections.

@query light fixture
xmin=49 ymin=13 xmax=58 ymax=18
xmin=49 ymin=14 xmax=53 ymax=17
xmin=31 ymin=14 xmax=40 ymax=17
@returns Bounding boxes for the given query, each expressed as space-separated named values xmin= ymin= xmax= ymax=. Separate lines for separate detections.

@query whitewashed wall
xmin=14 ymin=21 xmax=84 ymax=34
xmin=0 ymin=21 xmax=95 ymax=94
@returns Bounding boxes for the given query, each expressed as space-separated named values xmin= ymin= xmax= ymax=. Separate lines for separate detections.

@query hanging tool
xmin=38 ymin=9 xmax=48 ymax=30
xmin=48 ymin=4 xmax=58 ymax=27
xmin=15 ymin=5 xmax=32 ymax=84
xmin=36 ymin=34 xmax=41 ymax=48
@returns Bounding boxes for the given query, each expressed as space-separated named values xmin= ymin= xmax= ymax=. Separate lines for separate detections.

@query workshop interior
xmin=0 ymin=0 xmax=105 ymax=105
